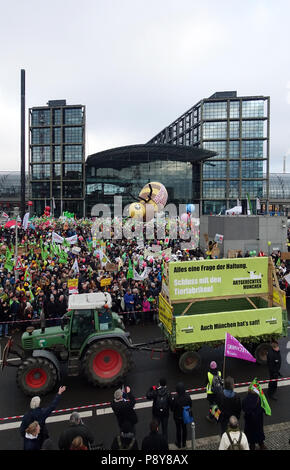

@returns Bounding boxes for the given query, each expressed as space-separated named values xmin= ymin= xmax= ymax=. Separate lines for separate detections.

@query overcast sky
xmin=0 ymin=0 xmax=289 ymax=173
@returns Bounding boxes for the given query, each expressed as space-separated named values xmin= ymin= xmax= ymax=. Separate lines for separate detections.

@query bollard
xmin=191 ymin=421 xmax=196 ymax=450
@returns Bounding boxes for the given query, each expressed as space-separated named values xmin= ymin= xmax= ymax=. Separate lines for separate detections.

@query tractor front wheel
xmin=179 ymin=351 xmax=201 ymax=373
xmin=82 ymin=340 xmax=133 ymax=387
xmin=16 ymin=357 xmax=58 ymax=396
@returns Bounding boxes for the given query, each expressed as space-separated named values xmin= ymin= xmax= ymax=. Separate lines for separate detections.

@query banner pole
xmin=223 ymin=332 xmax=227 ymax=382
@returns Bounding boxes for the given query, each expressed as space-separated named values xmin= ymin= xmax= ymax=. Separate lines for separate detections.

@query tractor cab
xmin=67 ymin=292 xmax=121 ymax=351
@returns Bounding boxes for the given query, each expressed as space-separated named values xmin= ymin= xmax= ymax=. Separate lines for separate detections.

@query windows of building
xmin=242 ymin=100 xmax=265 ymax=118
xmin=31 ymin=146 xmax=50 ymax=163
xmin=203 ymin=161 xmax=227 ymax=179
xmin=31 ymin=128 xmax=50 ymax=145
xmin=202 ymin=141 xmax=227 ymax=159
xmin=53 ymin=146 xmax=61 ymax=162
xmin=64 ymin=108 xmax=84 ymax=125
xmin=64 ymin=145 xmax=83 ymax=162
xmin=203 ymin=180 xmax=226 ymax=198
xmin=203 ymin=121 xmax=227 ymax=139
xmin=63 ymin=182 xmax=83 ymax=198
xmin=64 ymin=126 xmax=83 ymax=144
xmin=229 ymin=101 xmax=240 ymax=118
xmin=31 ymin=164 xmax=50 ymax=180
xmin=31 ymin=109 xmax=50 ymax=126
xmin=63 ymin=163 xmax=83 ymax=180
xmin=241 ymin=140 xmax=265 ymax=158
xmin=203 ymin=101 xmax=227 ymax=119
xmin=229 ymin=121 xmax=239 ymax=138
xmin=241 ymin=120 xmax=265 ymax=138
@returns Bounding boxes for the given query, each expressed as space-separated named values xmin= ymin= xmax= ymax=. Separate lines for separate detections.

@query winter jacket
xmin=23 ymin=433 xmax=42 ymax=451
xmin=111 ymin=432 xmax=138 ymax=450
xmin=242 ymin=392 xmax=265 ymax=445
xmin=146 ymin=385 xmax=172 ymax=418
xmin=267 ymin=348 xmax=281 ymax=376
xmin=216 ymin=390 xmax=241 ymax=428
xmin=170 ymin=383 xmax=192 ymax=421
xmin=141 ymin=431 xmax=169 ymax=451
xmin=58 ymin=423 xmax=94 ymax=450
xmin=20 ymin=393 xmax=62 ymax=444
xmin=111 ymin=392 xmax=138 ymax=428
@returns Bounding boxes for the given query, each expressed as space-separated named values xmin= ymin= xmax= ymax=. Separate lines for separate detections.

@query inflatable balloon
xmin=129 ymin=182 xmax=168 ymax=221
xmin=138 ymin=182 xmax=168 ymax=210
xmin=186 ymin=204 xmax=195 ymax=213
xmin=129 ymin=202 xmax=146 ymax=220
xmin=180 ymin=213 xmax=189 ymax=223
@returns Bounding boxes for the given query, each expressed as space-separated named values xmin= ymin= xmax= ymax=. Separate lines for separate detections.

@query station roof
xmin=86 ymin=144 xmax=217 ymax=168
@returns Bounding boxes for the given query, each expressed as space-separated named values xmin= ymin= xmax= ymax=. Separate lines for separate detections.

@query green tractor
xmin=2 ymin=293 xmax=134 ymax=396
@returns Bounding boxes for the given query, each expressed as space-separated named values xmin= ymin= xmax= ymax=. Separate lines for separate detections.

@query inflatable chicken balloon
xmin=129 ymin=182 xmax=168 ymax=221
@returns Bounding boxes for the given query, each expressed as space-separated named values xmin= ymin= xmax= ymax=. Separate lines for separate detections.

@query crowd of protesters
xmin=0 ymin=216 xmax=206 ymax=334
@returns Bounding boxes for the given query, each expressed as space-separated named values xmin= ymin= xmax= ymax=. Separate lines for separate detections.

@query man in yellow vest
xmin=205 ymin=361 xmax=222 ymax=423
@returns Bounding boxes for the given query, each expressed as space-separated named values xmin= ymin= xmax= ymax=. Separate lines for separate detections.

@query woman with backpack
xmin=146 ymin=378 xmax=172 ymax=442
xmin=205 ymin=361 xmax=223 ymax=423
xmin=170 ymin=382 xmax=193 ymax=449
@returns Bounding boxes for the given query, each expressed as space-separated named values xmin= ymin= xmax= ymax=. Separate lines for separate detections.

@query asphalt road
xmin=0 ymin=321 xmax=290 ymax=450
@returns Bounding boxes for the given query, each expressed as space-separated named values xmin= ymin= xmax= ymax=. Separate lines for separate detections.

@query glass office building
xmin=85 ymin=144 xmax=216 ymax=216
xmin=29 ymin=100 xmax=86 ymax=218
xmin=0 ymin=171 xmax=29 ymax=215
xmin=148 ymin=91 xmax=270 ymax=215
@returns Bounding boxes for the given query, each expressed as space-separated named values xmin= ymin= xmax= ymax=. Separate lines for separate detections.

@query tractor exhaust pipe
xmin=40 ymin=309 xmax=46 ymax=333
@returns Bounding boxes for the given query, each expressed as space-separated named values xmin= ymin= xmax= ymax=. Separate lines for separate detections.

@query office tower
xmin=29 ymin=100 xmax=86 ymax=218
xmin=148 ymin=91 xmax=270 ymax=215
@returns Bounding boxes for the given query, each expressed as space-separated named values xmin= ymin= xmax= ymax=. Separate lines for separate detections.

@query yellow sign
xmin=68 ymin=278 xmax=78 ymax=294
xmin=100 ymin=277 xmax=112 ymax=287
xmin=175 ymin=307 xmax=282 ymax=345
xmin=168 ymin=257 xmax=269 ymax=301
xmin=158 ymin=294 xmax=173 ymax=333
xmin=273 ymin=287 xmax=286 ymax=309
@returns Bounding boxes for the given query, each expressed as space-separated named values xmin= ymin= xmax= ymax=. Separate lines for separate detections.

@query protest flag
xmin=224 ymin=333 xmax=256 ymax=362
xmin=127 ymin=258 xmax=134 ymax=280
xmin=249 ymin=378 xmax=271 ymax=416
xmin=223 ymin=332 xmax=256 ymax=380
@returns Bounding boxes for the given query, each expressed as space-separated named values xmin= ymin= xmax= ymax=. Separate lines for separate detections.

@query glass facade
xmin=148 ymin=91 xmax=269 ymax=215
xmin=29 ymin=102 xmax=85 ymax=218
xmin=85 ymin=145 xmax=208 ymax=216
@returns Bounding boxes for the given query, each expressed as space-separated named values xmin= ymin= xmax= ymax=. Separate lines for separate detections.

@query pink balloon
xmin=143 ymin=261 xmax=147 ymax=267
xmin=180 ymin=213 xmax=188 ymax=222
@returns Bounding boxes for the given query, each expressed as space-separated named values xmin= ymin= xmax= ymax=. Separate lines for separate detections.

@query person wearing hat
xmin=111 ymin=386 xmax=138 ymax=432
xmin=58 ymin=411 xmax=95 ymax=450
xmin=205 ymin=361 xmax=222 ymax=423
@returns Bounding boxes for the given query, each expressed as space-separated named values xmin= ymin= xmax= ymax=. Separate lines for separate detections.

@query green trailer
xmin=158 ymin=257 xmax=288 ymax=372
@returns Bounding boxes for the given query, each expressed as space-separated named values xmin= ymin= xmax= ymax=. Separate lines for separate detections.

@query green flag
xmin=5 ymin=247 xmax=12 ymax=261
xmin=62 ymin=238 xmax=70 ymax=248
xmin=127 ymin=258 xmax=133 ymax=280
xmin=249 ymin=378 xmax=271 ymax=416
xmin=4 ymin=259 xmax=14 ymax=272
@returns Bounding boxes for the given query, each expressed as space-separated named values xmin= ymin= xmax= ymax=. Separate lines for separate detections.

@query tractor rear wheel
xmin=255 ymin=342 xmax=271 ymax=365
xmin=179 ymin=351 xmax=201 ymax=373
xmin=16 ymin=357 xmax=58 ymax=396
xmin=82 ymin=339 xmax=133 ymax=387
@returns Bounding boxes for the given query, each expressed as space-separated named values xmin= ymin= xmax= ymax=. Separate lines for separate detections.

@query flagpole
xmin=223 ymin=332 xmax=227 ymax=382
